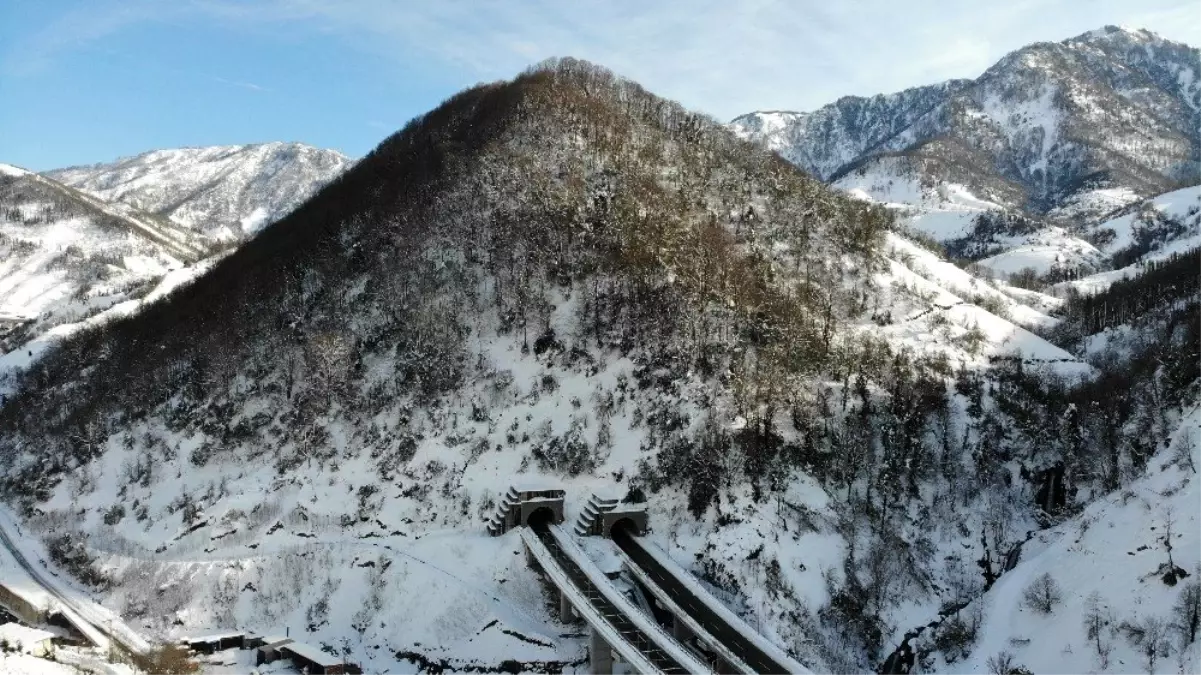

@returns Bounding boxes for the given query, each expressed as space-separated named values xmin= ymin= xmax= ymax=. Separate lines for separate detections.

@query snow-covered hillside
xmin=953 ymin=407 xmax=1200 ymax=675
xmin=833 ymin=158 xmax=1106 ymax=280
xmin=0 ymin=57 xmax=1196 ymax=675
xmin=0 ymin=162 xmax=217 ymax=396
xmin=47 ymin=143 xmax=352 ymax=248
xmin=8 ymin=216 xmax=1097 ymax=665
xmin=834 ymin=157 xmax=1011 ymax=240
xmin=1055 ymin=184 xmax=1201 ymax=296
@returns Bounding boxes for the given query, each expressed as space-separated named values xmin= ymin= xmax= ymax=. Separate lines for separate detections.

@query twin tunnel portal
xmin=487 ymin=486 xmax=808 ymax=675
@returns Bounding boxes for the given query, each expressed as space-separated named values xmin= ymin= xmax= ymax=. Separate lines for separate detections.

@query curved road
xmin=613 ymin=526 xmax=794 ymax=674
xmin=0 ymin=520 xmax=146 ymax=655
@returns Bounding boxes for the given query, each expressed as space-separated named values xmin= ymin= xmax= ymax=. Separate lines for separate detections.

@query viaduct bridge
xmin=488 ymin=486 xmax=809 ymax=675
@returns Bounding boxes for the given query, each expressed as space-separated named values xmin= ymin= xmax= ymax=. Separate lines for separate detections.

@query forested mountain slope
xmin=48 ymin=142 xmax=353 ymax=249
xmin=728 ymin=79 xmax=970 ymax=181
xmin=945 ymin=239 xmax=1200 ymax=675
xmin=0 ymin=60 xmax=1195 ymax=673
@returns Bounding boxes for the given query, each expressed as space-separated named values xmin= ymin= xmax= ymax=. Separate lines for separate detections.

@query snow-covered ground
xmin=0 ymin=256 xmax=217 ymax=398
xmin=832 ymin=160 xmax=1110 ymax=283
xmin=0 ymin=164 xmax=30 ymax=178
xmin=0 ymin=652 xmax=79 ymax=675
xmin=952 ymin=407 xmax=1201 ymax=675
xmin=1083 ymin=185 xmax=1201 ymax=255
xmin=1053 ymin=185 xmax=1201 ymax=297
xmin=875 ymin=233 xmax=1087 ymax=375
xmin=835 ymin=164 xmax=1006 ymax=242
xmin=975 ymin=226 xmax=1104 ymax=276
xmin=1048 ymin=186 xmax=1142 ymax=223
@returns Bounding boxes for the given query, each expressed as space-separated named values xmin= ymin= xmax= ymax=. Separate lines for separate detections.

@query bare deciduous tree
xmin=1171 ymin=430 xmax=1196 ymax=473
xmin=1083 ymin=591 xmax=1115 ymax=668
xmin=986 ymin=650 xmax=1024 ymax=675
xmin=1175 ymin=577 xmax=1201 ymax=647
xmin=1022 ymin=572 xmax=1062 ymax=614
xmin=1122 ymin=615 xmax=1172 ymax=674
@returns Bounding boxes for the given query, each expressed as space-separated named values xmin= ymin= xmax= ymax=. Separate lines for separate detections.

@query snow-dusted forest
xmin=0 ymin=22 xmax=1197 ymax=675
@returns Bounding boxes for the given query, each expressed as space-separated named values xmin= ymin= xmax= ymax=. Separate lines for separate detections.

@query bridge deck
xmin=614 ymin=526 xmax=810 ymax=674
xmin=525 ymin=522 xmax=703 ymax=674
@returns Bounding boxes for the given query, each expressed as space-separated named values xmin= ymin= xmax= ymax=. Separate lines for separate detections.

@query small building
xmin=281 ymin=641 xmax=353 ymax=674
xmin=254 ymin=635 xmax=294 ymax=665
xmin=0 ymin=623 xmax=55 ymax=657
xmin=0 ymin=582 xmax=49 ymax=626
xmin=180 ymin=631 xmax=246 ymax=654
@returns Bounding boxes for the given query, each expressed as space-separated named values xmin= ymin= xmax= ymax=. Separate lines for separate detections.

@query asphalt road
xmin=0 ymin=520 xmax=144 ymax=655
xmin=613 ymin=526 xmax=792 ymax=674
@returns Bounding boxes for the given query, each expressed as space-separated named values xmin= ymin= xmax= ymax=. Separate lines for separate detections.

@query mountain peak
xmin=731 ymin=24 xmax=1200 ymax=207
xmin=1068 ymin=24 xmax=1163 ymax=46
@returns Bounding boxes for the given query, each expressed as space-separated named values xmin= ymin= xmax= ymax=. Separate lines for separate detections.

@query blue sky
xmin=2 ymin=0 xmax=1198 ymax=171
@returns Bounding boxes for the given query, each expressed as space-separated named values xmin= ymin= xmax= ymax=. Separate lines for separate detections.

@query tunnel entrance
xmin=608 ymin=516 xmax=638 ymax=538
xmin=486 ymin=485 xmax=566 ymax=536
xmin=600 ymin=508 xmax=648 ymax=539
xmin=525 ymin=506 xmax=556 ymax=528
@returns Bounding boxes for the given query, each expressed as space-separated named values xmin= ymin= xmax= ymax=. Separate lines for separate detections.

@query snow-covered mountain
xmin=47 ymin=142 xmax=353 ymax=248
xmin=734 ymin=26 xmax=1199 ymax=211
xmin=728 ymin=79 xmax=970 ymax=181
xmin=734 ymin=26 xmax=1200 ymax=287
xmin=0 ymin=161 xmax=218 ymax=396
xmin=0 ymin=58 xmax=1196 ymax=675
xmin=0 ymin=59 xmax=1104 ymax=672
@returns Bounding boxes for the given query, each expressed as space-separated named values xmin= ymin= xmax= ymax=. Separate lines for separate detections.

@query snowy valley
xmin=0 ymin=24 xmax=1196 ymax=675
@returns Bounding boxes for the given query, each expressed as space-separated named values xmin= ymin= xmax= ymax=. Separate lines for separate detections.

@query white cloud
xmin=8 ymin=0 xmax=1200 ymax=120
xmin=212 ymin=76 xmax=270 ymax=92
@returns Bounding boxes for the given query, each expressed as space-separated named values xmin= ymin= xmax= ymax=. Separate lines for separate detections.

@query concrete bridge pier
xmin=590 ymin=626 xmax=613 ymax=675
xmin=671 ymin=613 xmax=692 ymax=642
xmin=559 ymin=590 xmax=575 ymax=622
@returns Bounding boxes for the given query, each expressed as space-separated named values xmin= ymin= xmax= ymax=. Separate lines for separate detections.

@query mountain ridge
xmin=0 ymin=53 xmax=1196 ymax=675
xmin=733 ymin=25 xmax=1200 ymax=286
xmin=46 ymin=141 xmax=353 ymax=249
xmin=732 ymin=25 xmax=1199 ymax=212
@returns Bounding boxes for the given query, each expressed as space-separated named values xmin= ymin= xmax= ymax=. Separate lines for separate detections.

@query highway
xmin=0 ymin=519 xmax=147 ymax=656
xmin=529 ymin=519 xmax=695 ymax=674
xmin=613 ymin=525 xmax=796 ymax=674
